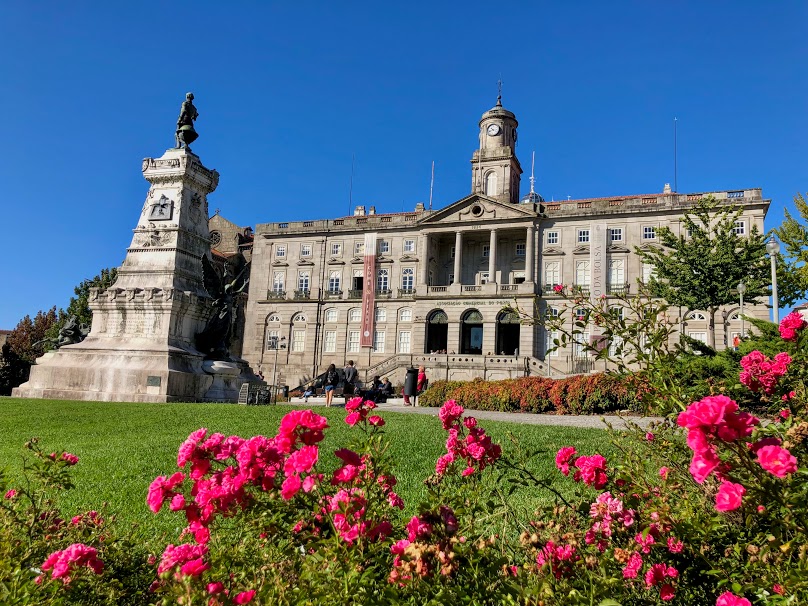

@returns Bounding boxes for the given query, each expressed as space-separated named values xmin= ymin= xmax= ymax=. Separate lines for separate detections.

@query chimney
xmin=368 ymin=206 xmax=376 ymax=215
xmin=354 ymin=205 xmax=365 ymax=216
xmin=415 ymin=202 xmax=425 ymax=212
xmin=663 ymin=183 xmax=672 ymax=194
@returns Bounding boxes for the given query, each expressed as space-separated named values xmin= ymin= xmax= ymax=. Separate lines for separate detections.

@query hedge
xmin=417 ymin=373 xmax=649 ymax=414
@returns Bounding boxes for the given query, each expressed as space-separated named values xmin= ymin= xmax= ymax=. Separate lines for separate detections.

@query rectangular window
xmin=401 ymin=268 xmax=414 ymax=289
xmin=482 ymin=244 xmax=490 ymax=258
xmin=399 ymin=308 xmax=412 ymax=322
xmin=546 ymin=330 xmax=560 ymax=357
xmin=325 ymin=308 xmax=338 ymax=323
xmin=298 ymin=272 xmax=310 ymax=292
xmin=577 ymin=229 xmax=590 ymax=244
xmin=547 ymin=231 xmax=559 ymax=245
xmin=450 ymin=246 xmax=455 ymax=259
xmin=575 ymin=308 xmax=587 ymax=321
xmin=324 ymin=330 xmax=336 ymax=353
xmin=428 ymin=271 xmax=434 ymax=286
xmin=512 ymin=271 xmax=525 ymax=284
xmin=608 ymin=335 xmax=623 ymax=358
xmin=291 ymin=329 xmax=305 ymax=352
xmin=375 ymin=307 xmax=387 ymax=322
xmin=544 ymin=261 xmax=561 ymax=287
xmin=643 ymin=226 xmax=657 ymax=240
xmin=733 ymin=220 xmax=746 ymax=235
xmin=349 ymin=308 xmax=361 ymax=323
xmin=575 ymin=260 xmax=591 ymax=286
xmin=448 ymin=273 xmax=454 ymax=284
xmin=348 ymin=330 xmax=360 ymax=352
xmin=377 ymin=269 xmax=389 ymax=291
xmin=689 ymin=331 xmax=707 ymax=344
xmin=608 ymin=228 xmax=623 ymax=242
xmin=574 ymin=332 xmax=590 ymax=358
xmin=378 ymin=240 xmax=389 ymax=254
xmin=276 ymin=245 xmax=286 ymax=258
xmin=609 ymin=259 xmax=625 ymax=286
xmin=641 ymin=263 xmax=655 ymax=284
xmin=328 ymin=272 xmax=341 ymax=292
xmin=330 ymin=242 xmax=342 ymax=256
xmin=479 ymin=271 xmax=490 ymax=285
xmin=515 ymin=242 xmax=526 ymax=256
xmin=372 ymin=330 xmax=385 ymax=353
xmin=265 ymin=330 xmax=279 ymax=350
xmin=398 ymin=331 xmax=411 ymax=354
xmin=301 ymin=244 xmax=312 ymax=257
xmin=272 ymin=272 xmax=285 ymax=292
xmin=354 ymin=241 xmax=364 ymax=255
xmin=403 ymin=239 xmax=416 ymax=253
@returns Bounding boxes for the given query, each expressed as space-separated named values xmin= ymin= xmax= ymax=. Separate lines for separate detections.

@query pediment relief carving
xmin=271 ymin=260 xmax=289 ymax=267
xmin=399 ymin=255 xmax=419 ymax=262
xmin=327 ymin=258 xmax=346 ymax=265
xmin=542 ymin=247 xmax=565 ymax=256
xmin=419 ymin=194 xmax=537 ymax=226
xmin=572 ymin=245 xmax=591 ymax=254
xmin=607 ymin=245 xmax=631 ymax=253
xmin=297 ymin=260 xmax=315 ymax=266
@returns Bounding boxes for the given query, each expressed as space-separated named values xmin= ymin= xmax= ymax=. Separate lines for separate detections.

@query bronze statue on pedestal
xmin=175 ymin=92 xmax=199 ymax=150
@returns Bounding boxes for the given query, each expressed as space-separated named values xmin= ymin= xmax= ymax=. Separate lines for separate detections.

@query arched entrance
xmin=460 ymin=309 xmax=483 ymax=355
xmin=425 ymin=310 xmax=448 ymax=353
xmin=496 ymin=310 xmax=520 ymax=356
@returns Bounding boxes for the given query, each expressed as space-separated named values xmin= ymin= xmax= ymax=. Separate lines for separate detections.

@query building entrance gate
xmin=496 ymin=310 xmax=520 ymax=356
xmin=460 ymin=309 xmax=483 ymax=355
xmin=425 ymin=310 xmax=448 ymax=353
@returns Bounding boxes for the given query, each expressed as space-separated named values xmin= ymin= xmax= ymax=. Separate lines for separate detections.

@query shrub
xmin=421 ymin=374 xmax=644 ymax=414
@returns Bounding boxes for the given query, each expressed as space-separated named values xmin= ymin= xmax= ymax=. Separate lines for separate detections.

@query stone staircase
xmin=360 ymin=353 xmax=553 ymax=384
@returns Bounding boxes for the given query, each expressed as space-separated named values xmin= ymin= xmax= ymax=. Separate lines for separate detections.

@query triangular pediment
xmin=572 ymin=245 xmax=590 ymax=254
xmin=419 ymin=194 xmax=538 ymax=226
xmin=607 ymin=245 xmax=631 ymax=254
xmin=542 ymin=247 xmax=565 ymax=256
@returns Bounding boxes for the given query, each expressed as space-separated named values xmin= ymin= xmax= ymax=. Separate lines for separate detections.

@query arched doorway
xmin=425 ymin=310 xmax=448 ymax=353
xmin=460 ymin=309 xmax=483 ymax=355
xmin=496 ymin=310 xmax=520 ymax=356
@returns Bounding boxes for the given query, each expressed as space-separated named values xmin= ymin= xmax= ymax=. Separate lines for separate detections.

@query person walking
xmin=403 ymin=366 xmax=427 ymax=406
xmin=343 ymin=360 xmax=358 ymax=396
xmin=324 ymin=363 xmax=339 ymax=407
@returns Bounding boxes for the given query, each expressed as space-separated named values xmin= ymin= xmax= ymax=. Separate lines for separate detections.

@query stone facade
xmin=241 ymin=99 xmax=771 ymax=390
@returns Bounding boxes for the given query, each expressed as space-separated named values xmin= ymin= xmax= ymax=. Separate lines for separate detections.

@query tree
xmin=45 ymin=267 xmax=118 ymax=341
xmin=635 ymin=196 xmax=769 ymax=349
xmin=773 ymin=192 xmax=808 ymax=306
xmin=5 ymin=307 xmax=58 ymax=364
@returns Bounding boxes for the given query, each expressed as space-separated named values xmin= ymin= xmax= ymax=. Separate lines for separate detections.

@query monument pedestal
xmin=14 ymin=146 xmax=255 ymax=403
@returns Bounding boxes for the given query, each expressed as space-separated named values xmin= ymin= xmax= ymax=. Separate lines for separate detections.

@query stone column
xmin=525 ymin=225 xmax=535 ymax=282
xmin=488 ymin=229 xmax=497 ymax=284
xmin=419 ymin=234 xmax=429 ymax=285
xmin=453 ymin=231 xmax=463 ymax=284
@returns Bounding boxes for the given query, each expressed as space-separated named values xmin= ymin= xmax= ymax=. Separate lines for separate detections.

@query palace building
xmin=236 ymin=97 xmax=770 ymax=389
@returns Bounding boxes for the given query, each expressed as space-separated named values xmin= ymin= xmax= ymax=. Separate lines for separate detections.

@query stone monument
xmin=14 ymin=94 xmax=256 ymax=402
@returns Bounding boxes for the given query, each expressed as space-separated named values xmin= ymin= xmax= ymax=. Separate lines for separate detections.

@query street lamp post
xmin=766 ymin=236 xmax=780 ymax=324
xmin=737 ymin=282 xmax=746 ymax=339
xmin=268 ymin=336 xmax=287 ymax=404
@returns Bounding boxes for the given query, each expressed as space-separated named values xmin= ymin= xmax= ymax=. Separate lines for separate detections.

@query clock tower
xmin=470 ymin=95 xmax=522 ymax=204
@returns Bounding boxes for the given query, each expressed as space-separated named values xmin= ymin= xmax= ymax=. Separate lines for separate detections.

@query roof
xmin=0 ymin=329 xmax=11 ymax=335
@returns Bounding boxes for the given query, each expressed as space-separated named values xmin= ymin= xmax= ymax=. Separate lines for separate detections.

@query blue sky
xmin=1 ymin=1 xmax=805 ymax=327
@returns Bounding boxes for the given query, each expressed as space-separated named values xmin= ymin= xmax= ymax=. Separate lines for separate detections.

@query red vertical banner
xmin=360 ymin=233 xmax=377 ymax=347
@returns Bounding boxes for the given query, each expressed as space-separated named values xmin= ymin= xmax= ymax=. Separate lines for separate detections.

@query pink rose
xmin=555 ymin=447 xmax=577 ymax=476
xmin=553 ymin=284 xmax=564 ymax=293
xmin=779 ymin=311 xmax=807 ymax=341
xmin=4 ymin=489 xmax=17 ymax=499
xmin=234 ymin=589 xmax=256 ymax=604
xmin=715 ymin=481 xmax=745 ymax=512
xmin=659 ymin=466 xmax=669 ymax=480
xmin=716 ymin=591 xmax=752 ymax=606
xmin=368 ymin=415 xmax=385 ymax=427
xmin=756 ymin=445 xmax=798 ymax=478
xmin=280 ymin=474 xmax=302 ymax=500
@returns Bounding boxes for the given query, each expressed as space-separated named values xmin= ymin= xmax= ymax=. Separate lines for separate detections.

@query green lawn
xmin=0 ymin=398 xmax=613 ymax=548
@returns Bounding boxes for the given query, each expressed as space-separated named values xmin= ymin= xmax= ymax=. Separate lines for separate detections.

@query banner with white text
xmin=360 ymin=233 xmax=378 ymax=347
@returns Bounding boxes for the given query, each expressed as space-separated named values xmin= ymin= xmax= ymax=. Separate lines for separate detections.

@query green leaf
xmin=597 ymin=600 xmax=623 ymax=606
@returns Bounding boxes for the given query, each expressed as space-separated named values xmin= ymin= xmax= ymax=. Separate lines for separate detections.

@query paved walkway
xmin=288 ymin=397 xmax=662 ymax=430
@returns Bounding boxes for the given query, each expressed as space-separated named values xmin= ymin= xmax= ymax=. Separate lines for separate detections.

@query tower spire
xmin=496 ymin=76 xmax=503 ymax=106
xmin=529 ymin=151 xmax=536 ymax=195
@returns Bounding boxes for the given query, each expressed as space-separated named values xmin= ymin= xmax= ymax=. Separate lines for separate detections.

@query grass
xmin=0 ymin=397 xmax=614 ymax=549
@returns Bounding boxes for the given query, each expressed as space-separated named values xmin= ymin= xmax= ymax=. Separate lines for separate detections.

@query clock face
xmin=487 ymin=124 xmax=501 ymax=136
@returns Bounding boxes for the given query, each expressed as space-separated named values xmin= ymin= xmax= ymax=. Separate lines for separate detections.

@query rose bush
xmin=1 ymin=312 xmax=806 ymax=604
